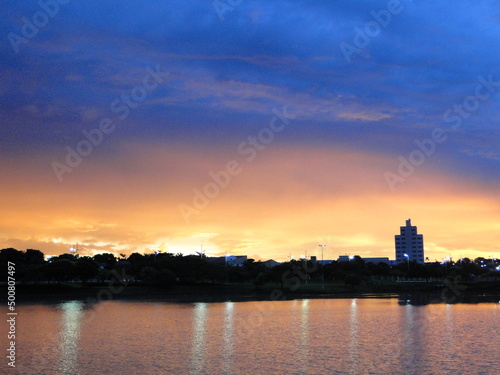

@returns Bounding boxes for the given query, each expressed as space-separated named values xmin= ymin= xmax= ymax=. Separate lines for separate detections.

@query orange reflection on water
xmin=6 ymin=299 xmax=500 ymax=374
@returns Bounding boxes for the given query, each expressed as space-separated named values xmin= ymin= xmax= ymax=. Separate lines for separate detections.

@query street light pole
xmin=404 ymin=253 xmax=409 ymax=274
xmin=319 ymin=245 xmax=326 ymax=290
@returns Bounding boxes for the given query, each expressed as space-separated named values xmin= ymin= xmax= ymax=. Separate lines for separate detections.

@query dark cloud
xmin=1 ymin=0 xmax=499 ymax=178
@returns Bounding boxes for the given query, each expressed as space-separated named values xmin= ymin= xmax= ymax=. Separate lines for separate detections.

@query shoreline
xmin=3 ymin=282 xmax=500 ymax=305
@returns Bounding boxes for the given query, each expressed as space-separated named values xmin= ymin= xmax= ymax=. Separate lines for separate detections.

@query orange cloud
xmin=1 ymin=141 xmax=499 ymax=263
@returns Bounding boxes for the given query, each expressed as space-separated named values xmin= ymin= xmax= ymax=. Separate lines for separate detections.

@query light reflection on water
xmin=298 ymin=299 xmax=309 ymax=374
xmin=403 ymin=304 xmax=417 ymax=367
xmin=189 ymin=302 xmax=208 ymax=374
xmin=8 ymin=299 xmax=500 ymax=374
xmin=348 ymin=298 xmax=359 ymax=374
xmin=222 ymin=301 xmax=235 ymax=375
xmin=58 ymin=301 xmax=84 ymax=374
xmin=445 ymin=304 xmax=456 ymax=363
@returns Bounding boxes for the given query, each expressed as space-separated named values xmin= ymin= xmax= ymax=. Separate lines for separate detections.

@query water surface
xmin=4 ymin=299 xmax=500 ymax=374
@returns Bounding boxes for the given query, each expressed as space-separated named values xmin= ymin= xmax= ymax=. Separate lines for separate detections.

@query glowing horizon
xmin=1 ymin=142 xmax=499 ymax=262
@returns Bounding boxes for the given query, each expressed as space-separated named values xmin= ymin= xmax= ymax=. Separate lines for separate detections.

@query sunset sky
xmin=1 ymin=0 xmax=499 ymax=262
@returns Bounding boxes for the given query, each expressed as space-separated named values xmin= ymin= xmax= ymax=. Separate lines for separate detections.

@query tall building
xmin=395 ymin=219 xmax=424 ymax=264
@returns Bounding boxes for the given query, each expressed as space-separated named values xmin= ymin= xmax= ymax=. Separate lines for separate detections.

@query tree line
xmin=0 ymin=248 xmax=498 ymax=287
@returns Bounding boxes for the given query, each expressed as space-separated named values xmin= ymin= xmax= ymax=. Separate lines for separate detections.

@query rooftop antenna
xmin=196 ymin=243 xmax=205 ymax=259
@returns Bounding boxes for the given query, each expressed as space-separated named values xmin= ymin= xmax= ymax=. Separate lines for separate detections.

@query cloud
xmin=1 ymin=140 xmax=499 ymax=261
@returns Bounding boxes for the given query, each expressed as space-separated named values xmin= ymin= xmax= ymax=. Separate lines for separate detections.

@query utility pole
xmin=319 ymin=245 xmax=326 ymax=290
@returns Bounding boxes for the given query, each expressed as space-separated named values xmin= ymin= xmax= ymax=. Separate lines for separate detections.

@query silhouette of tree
xmin=0 ymin=248 xmax=25 ymax=264
xmin=127 ymin=252 xmax=145 ymax=264
xmin=140 ymin=266 xmax=161 ymax=284
xmin=366 ymin=262 xmax=391 ymax=277
xmin=55 ymin=253 xmax=78 ymax=262
xmin=93 ymin=253 xmax=117 ymax=268
xmin=25 ymin=249 xmax=45 ymax=264
xmin=75 ymin=257 xmax=99 ymax=283
xmin=45 ymin=259 xmax=75 ymax=284
xmin=345 ymin=274 xmax=362 ymax=288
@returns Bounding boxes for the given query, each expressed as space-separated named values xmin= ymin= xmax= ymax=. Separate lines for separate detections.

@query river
xmin=3 ymin=298 xmax=500 ymax=374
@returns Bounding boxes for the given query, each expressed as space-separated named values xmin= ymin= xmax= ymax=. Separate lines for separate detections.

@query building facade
xmin=395 ymin=219 xmax=424 ymax=264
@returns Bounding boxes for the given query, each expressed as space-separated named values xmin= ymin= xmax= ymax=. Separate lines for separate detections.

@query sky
xmin=1 ymin=0 xmax=499 ymax=262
